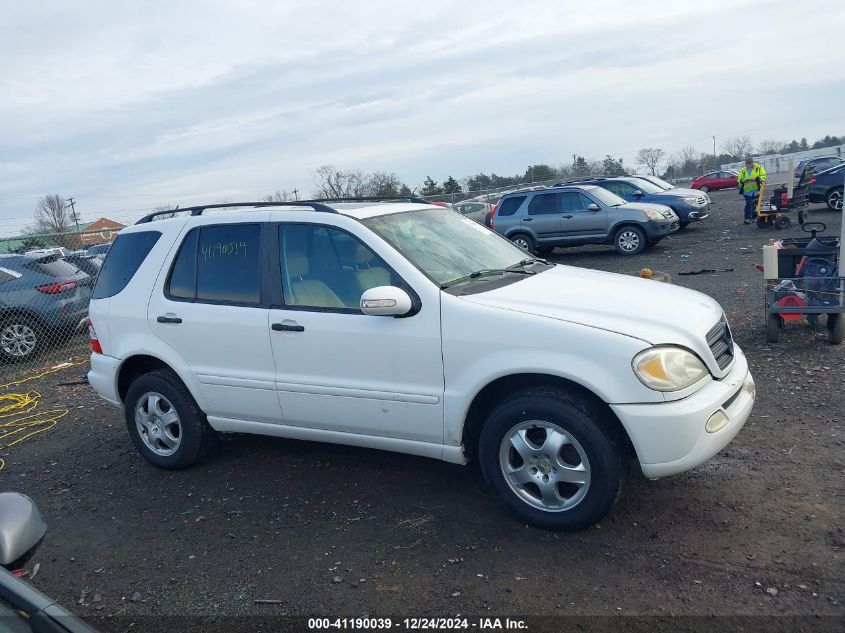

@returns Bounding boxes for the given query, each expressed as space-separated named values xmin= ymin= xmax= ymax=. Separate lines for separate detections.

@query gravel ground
xmin=1 ymin=188 xmax=842 ymax=632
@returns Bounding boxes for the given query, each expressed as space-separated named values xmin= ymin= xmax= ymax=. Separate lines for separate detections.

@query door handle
xmin=157 ymin=315 xmax=182 ymax=324
xmin=561 ymin=215 xmax=573 ymax=219
xmin=521 ymin=217 xmax=533 ymax=222
xmin=272 ymin=322 xmax=305 ymax=332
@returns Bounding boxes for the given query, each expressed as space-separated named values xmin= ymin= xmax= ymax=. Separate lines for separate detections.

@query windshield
xmin=362 ymin=208 xmax=535 ymax=286
xmin=627 ymin=178 xmax=664 ymax=194
xmin=585 ymin=187 xmax=627 ymax=207
xmin=645 ymin=176 xmax=675 ymax=190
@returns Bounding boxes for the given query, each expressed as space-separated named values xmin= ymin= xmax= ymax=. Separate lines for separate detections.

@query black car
xmin=61 ymin=254 xmax=103 ymax=279
xmin=807 ymin=164 xmax=844 ymax=211
xmin=794 ymin=155 xmax=843 ymax=181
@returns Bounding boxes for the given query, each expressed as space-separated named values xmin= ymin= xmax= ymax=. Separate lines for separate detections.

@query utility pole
xmin=66 ymin=197 xmax=82 ymax=249
xmin=712 ymin=136 xmax=717 ymax=170
xmin=292 ymin=188 xmax=299 ymax=201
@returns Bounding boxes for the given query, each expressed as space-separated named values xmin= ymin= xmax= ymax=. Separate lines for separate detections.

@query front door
xmin=148 ymin=221 xmax=282 ymax=423
xmin=560 ymin=191 xmax=608 ymax=239
xmin=268 ymin=222 xmax=445 ymax=443
xmin=524 ymin=193 xmax=563 ymax=242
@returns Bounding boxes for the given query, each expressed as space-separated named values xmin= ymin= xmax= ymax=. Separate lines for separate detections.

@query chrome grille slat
xmin=706 ymin=317 xmax=734 ymax=370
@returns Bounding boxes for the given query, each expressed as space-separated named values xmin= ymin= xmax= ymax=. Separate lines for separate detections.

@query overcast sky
xmin=1 ymin=0 xmax=843 ymax=235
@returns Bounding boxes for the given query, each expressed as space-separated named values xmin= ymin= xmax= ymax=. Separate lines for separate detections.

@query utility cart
xmin=764 ymin=222 xmax=843 ymax=344
xmin=755 ymin=179 xmax=810 ymax=229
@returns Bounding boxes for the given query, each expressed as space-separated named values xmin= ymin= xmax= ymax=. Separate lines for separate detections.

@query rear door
xmin=147 ymin=219 xmax=282 ymax=424
xmin=524 ymin=193 xmax=564 ymax=241
xmin=560 ymin=191 xmax=608 ymax=239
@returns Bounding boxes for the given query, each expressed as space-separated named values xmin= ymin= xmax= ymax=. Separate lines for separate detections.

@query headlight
xmin=632 ymin=346 xmax=709 ymax=391
xmin=682 ymin=196 xmax=701 ymax=204
xmin=643 ymin=209 xmax=663 ymax=220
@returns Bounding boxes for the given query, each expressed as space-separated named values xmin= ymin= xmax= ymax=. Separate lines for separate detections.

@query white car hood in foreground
xmin=461 ymin=265 xmax=724 ymax=369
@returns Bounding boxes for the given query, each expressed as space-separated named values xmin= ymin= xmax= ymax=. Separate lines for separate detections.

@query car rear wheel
xmin=699 ymin=185 xmax=710 ymax=193
xmin=613 ymin=226 xmax=646 ymax=255
xmin=477 ymin=388 xmax=626 ymax=531
xmin=510 ymin=233 xmax=536 ymax=255
xmin=0 ymin=316 xmax=42 ymax=363
xmin=825 ymin=187 xmax=843 ymax=211
xmin=124 ymin=369 xmax=215 ymax=469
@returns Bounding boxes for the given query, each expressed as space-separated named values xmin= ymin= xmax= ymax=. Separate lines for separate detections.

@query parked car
xmin=794 ymin=155 xmax=844 ymax=181
xmin=86 ymin=242 xmax=112 ymax=257
xmin=806 ymin=164 xmax=844 ymax=211
xmin=25 ymin=246 xmax=71 ymax=258
xmin=630 ymin=174 xmax=679 ymax=190
xmin=691 ymin=171 xmax=740 ymax=193
xmin=0 ymin=254 xmax=91 ymax=362
xmin=453 ymin=200 xmax=492 ymax=223
xmin=568 ymin=177 xmax=710 ymax=227
xmin=62 ymin=254 xmax=103 ymax=279
xmin=0 ymin=492 xmax=99 ymax=633
xmin=487 ymin=185 xmax=678 ymax=255
xmin=86 ymin=200 xmax=753 ymax=531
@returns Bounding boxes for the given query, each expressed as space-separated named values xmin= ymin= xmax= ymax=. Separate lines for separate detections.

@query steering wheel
xmin=802 ymin=221 xmax=826 ymax=238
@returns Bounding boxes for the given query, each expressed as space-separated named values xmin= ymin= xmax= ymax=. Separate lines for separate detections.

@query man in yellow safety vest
xmin=737 ymin=156 xmax=767 ymax=224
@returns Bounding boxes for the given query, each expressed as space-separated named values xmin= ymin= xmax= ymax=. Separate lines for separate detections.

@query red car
xmin=691 ymin=170 xmax=739 ymax=192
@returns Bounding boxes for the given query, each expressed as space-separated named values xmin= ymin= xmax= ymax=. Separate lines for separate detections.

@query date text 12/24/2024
xmin=308 ymin=618 xmax=528 ymax=630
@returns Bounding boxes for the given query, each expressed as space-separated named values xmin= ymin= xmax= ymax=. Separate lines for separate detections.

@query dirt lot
xmin=1 ymin=188 xmax=843 ymax=631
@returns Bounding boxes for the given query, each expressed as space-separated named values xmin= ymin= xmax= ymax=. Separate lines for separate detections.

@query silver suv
xmin=487 ymin=185 xmax=678 ymax=256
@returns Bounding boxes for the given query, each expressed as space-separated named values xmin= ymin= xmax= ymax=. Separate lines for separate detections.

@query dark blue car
xmin=0 ymin=254 xmax=91 ymax=362
xmin=563 ymin=177 xmax=711 ymax=227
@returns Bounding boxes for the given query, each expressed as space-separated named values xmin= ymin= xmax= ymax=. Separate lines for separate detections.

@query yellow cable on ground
xmin=0 ymin=359 xmax=87 ymax=471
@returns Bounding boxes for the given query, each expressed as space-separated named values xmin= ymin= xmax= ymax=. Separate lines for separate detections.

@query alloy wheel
xmin=0 ymin=323 xmax=37 ymax=358
xmin=498 ymin=421 xmax=591 ymax=512
xmin=618 ymin=230 xmax=641 ymax=252
xmin=513 ymin=237 xmax=531 ymax=251
xmin=828 ymin=189 xmax=843 ymax=211
xmin=135 ymin=392 xmax=182 ymax=456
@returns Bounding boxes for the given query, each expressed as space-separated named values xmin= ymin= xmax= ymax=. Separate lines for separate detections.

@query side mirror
xmin=632 ymin=190 xmax=644 ymax=197
xmin=0 ymin=492 xmax=47 ymax=569
xmin=360 ymin=286 xmax=413 ymax=317
xmin=586 ymin=203 xmax=601 ymax=211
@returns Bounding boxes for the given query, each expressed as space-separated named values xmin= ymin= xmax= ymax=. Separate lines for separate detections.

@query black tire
xmin=775 ymin=215 xmax=791 ymax=230
xmin=756 ymin=216 xmax=769 ymax=228
xmin=699 ymin=185 xmax=710 ymax=193
xmin=766 ymin=313 xmax=780 ymax=343
xmin=124 ymin=369 xmax=215 ymax=469
xmin=828 ymin=314 xmax=844 ymax=345
xmin=613 ymin=225 xmax=646 ymax=256
xmin=798 ymin=210 xmax=806 ymax=225
xmin=0 ymin=315 xmax=43 ymax=363
xmin=825 ymin=187 xmax=843 ymax=211
xmin=477 ymin=387 xmax=626 ymax=531
xmin=510 ymin=233 xmax=536 ymax=255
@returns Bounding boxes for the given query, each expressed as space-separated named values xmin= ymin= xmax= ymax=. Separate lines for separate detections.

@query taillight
xmin=807 ymin=178 xmax=816 ymax=184
xmin=88 ymin=318 xmax=103 ymax=354
xmin=36 ymin=279 xmax=77 ymax=294
xmin=489 ymin=202 xmax=500 ymax=228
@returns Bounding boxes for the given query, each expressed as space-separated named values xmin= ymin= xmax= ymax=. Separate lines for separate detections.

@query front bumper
xmin=87 ymin=353 xmax=123 ymax=407
xmin=644 ymin=218 xmax=679 ymax=239
xmin=611 ymin=344 xmax=754 ymax=479
xmin=687 ymin=204 xmax=711 ymax=221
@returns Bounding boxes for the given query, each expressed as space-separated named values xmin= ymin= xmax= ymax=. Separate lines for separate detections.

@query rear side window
xmin=92 ymin=231 xmax=161 ymax=299
xmin=497 ymin=196 xmax=526 ymax=216
xmin=24 ymin=256 xmax=81 ymax=278
xmin=167 ymin=224 xmax=261 ymax=304
xmin=527 ymin=193 xmax=561 ymax=215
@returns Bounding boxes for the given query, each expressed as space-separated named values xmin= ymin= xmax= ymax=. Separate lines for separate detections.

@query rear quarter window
xmin=92 ymin=231 xmax=161 ymax=299
xmin=497 ymin=196 xmax=526 ymax=216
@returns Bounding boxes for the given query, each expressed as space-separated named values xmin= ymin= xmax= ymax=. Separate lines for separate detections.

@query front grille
xmin=706 ymin=316 xmax=734 ymax=370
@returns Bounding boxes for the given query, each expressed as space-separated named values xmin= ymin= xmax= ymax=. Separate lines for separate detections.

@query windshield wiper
xmin=440 ymin=263 xmax=537 ymax=289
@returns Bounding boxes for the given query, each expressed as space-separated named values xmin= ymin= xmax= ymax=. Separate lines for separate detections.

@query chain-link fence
xmin=0 ymin=230 xmax=105 ymax=371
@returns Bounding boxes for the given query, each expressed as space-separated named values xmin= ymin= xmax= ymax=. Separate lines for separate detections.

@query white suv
xmin=87 ymin=200 xmax=755 ymax=531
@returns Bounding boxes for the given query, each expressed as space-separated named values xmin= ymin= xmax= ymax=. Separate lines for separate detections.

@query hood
xmin=621 ymin=201 xmax=677 ymax=217
xmin=460 ymin=266 xmax=725 ymax=371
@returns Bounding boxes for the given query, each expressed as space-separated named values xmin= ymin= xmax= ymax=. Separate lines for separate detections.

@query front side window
xmin=280 ymin=224 xmax=394 ymax=310
xmin=362 ymin=208 xmax=534 ymax=287
xmin=166 ymin=224 xmax=261 ymax=304
xmin=92 ymin=231 xmax=161 ymax=299
xmin=561 ymin=192 xmax=589 ymax=212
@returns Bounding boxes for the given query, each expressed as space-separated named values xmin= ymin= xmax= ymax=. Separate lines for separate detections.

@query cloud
xmin=0 ymin=0 xmax=843 ymax=232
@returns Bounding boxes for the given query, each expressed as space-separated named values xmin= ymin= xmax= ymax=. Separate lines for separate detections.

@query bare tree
xmin=756 ymin=139 xmax=783 ymax=155
xmin=313 ymin=165 xmax=368 ymax=198
xmin=261 ymin=190 xmax=295 ymax=202
xmin=30 ymin=194 xmax=77 ymax=247
xmin=636 ymin=148 xmax=665 ymax=176
xmin=366 ymin=171 xmax=403 ymax=197
xmin=152 ymin=203 xmax=178 ymax=219
xmin=722 ymin=135 xmax=754 ymax=160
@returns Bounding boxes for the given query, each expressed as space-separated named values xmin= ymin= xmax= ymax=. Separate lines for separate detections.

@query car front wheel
xmin=124 ymin=369 xmax=215 ymax=469
xmin=699 ymin=185 xmax=709 ymax=193
xmin=477 ymin=388 xmax=626 ymax=531
xmin=826 ymin=187 xmax=843 ymax=211
xmin=510 ymin=233 xmax=536 ymax=255
xmin=613 ymin=226 xmax=646 ymax=255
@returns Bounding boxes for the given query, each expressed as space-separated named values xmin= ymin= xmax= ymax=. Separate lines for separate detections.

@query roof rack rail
xmin=306 ymin=195 xmax=430 ymax=204
xmin=135 ymin=201 xmax=338 ymax=225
